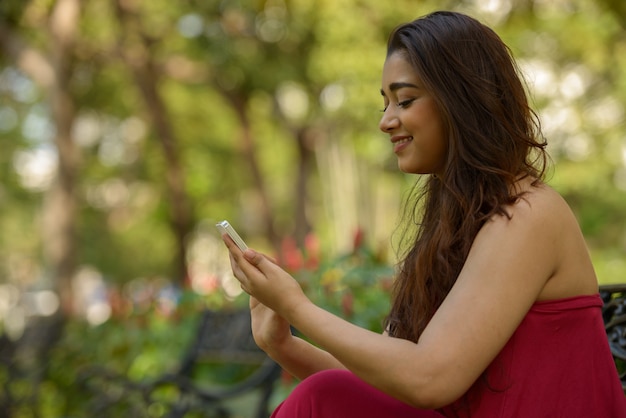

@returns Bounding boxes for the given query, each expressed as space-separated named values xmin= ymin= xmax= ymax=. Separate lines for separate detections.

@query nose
xmin=379 ymin=108 xmax=399 ymax=133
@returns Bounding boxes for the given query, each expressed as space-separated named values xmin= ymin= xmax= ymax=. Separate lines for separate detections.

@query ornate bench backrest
xmin=600 ymin=284 xmax=626 ymax=391
xmin=184 ymin=309 xmax=268 ymax=367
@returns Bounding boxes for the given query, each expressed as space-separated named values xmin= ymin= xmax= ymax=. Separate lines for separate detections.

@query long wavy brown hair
xmin=384 ymin=11 xmax=549 ymax=343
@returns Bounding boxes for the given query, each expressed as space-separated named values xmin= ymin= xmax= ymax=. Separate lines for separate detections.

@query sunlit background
xmin=0 ymin=0 xmax=625 ymax=415
xmin=0 ymin=0 xmax=626 ymax=330
xmin=0 ymin=0 xmax=626 ymax=324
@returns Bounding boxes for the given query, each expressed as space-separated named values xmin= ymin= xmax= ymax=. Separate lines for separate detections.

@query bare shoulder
xmin=514 ymin=179 xmax=570 ymax=215
xmin=489 ymin=179 xmax=575 ymax=236
xmin=493 ymin=179 xmax=598 ymax=299
xmin=469 ymin=181 xmax=564 ymax=277
xmin=466 ymin=178 xmax=597 ymax=300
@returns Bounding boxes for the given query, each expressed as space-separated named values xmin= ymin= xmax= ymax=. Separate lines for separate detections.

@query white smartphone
xmin=215 ymin=220 xmax=248 ymax=251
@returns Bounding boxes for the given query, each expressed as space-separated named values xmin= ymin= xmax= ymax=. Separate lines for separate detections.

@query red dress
xmin=441 ymin=294 xmax=626 ymax=417
xmin=271 ymin=294 xmax=626 ymax=417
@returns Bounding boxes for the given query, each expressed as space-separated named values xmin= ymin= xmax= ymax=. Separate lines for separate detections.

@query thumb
xmin=240 ymin=249 xmax=284 ymax=281
xmin=243 ymin=249 xmax=269 ymax=269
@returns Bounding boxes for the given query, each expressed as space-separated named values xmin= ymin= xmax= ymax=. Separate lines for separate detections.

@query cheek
xmin=434 ymin=127 xmax=448 ymax=164
xmin=424 ymin=113 xmax=448 ymax=172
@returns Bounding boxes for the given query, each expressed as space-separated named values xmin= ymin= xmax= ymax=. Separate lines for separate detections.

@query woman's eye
xmin=398 ymin=98 xmax=415 ymax=108
xmin=380 ymin=98 xmax=414 ymax=112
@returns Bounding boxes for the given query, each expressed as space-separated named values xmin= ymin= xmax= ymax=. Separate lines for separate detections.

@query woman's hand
xmin=223 ymin=235 xmax=346 ymax=378
xmin=224 ymin=242 xmax=292 ymax=350
xmin=249 ymin=296 xmax=292 ymax=354
xmin=223 ymin=234 xmax=309 ymax=321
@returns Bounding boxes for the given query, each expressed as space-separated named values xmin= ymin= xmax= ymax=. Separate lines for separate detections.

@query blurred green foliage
xmin=1 ymin=0 xmax=626 ymax=416
xmin=1 ymin=0 xmax=624 ymax=286
xmin=296 ymin=237 xmax=394 ymax=333
xmin=0 ymin=237 xmax=390 ymax=416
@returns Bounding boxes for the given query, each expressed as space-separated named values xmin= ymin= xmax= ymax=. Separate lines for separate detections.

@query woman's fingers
xmin=222 ymin=233 xmax=268 ymax=290
xmin=227 ymin=251 xmax=245 ymax=280
xmin=222 ymin=233 xmax=299 ymax=312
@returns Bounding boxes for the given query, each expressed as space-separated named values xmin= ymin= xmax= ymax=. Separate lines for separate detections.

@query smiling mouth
xmin=392 ymin=136 xmax=413 ymax=153
xmin=395 ymin=136 xmax=413 ymax=145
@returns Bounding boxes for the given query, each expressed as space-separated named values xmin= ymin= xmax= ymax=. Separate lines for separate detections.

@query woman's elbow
xmin=403 ymin=380 xmax=466 ymax=410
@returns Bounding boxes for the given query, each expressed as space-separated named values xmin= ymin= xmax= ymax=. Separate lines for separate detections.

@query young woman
xmin=222 ymin=11 xmax=626 ymax=417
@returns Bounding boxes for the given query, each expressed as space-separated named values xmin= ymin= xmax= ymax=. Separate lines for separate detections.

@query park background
xmin=1 ymin=0 xmax=625 ymax=416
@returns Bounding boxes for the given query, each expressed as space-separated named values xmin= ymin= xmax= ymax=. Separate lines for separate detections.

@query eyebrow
xmin=380 ymin=82 xmax=420 ymax=96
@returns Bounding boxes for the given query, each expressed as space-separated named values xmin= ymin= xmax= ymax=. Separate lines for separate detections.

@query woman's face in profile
xmin=379 ymin=52 xmax=447 ymax=176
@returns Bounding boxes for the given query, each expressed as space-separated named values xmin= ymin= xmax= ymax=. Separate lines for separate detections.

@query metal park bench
xmin=81 ymin=309 xmax=282 ymax=418
xmin=600 ymin=283 xmax=626 ymax=391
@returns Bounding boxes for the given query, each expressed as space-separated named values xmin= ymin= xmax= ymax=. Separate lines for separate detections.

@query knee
xmin=295 ymin=369 xmax=358 ymax=398
xmin=273 ymin=369 xmax=358 ymax=416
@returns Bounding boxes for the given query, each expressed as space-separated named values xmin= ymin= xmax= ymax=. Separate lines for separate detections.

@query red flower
xmin=341 ymin=291 xmax=354 ymax=318
xmin=352 ymin=228 xmax=365 ymax=252
xmin=304 ymin=233 xmax=320 ymax=269
xmin=281 ymin=236 xmax=304 ymax=272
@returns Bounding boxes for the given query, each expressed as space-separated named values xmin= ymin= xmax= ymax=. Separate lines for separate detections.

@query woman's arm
xmin=225 ymin=187 xmax=583 ymax=408
xmin=248 ymin=296 xmax=346 ymax=380
xmin=266 ymin=334 xmax=347 ymax=379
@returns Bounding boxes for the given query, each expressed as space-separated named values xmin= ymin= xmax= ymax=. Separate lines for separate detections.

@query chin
xmin=397 ymin=163 xmax=421 ymax=175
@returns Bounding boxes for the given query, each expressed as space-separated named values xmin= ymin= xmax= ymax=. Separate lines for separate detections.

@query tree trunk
xmin=43 ymin=0 xmax=81 ymax=314
xmin=293 ymin=127 xmax=315 ymax=247
xmin=0 ymin=0 xmax=81 ymax=313
xmin=114 ymin=0 xmax=194 ymax=285
xmin=0 ymin=1 xmax=80 ymax=414
xmin=227 ymin=93 xmax=281 ymax=254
